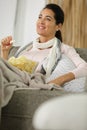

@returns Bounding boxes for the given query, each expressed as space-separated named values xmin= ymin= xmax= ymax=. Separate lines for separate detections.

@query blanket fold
xmin=0 ymin=57 xmax=60 ymax=108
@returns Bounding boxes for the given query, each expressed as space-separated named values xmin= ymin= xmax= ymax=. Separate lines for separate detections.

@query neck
xmin=34 ymin=37 xmax=57 ymax=50
xmin=39 ymin=36 xmax=55 ymax=43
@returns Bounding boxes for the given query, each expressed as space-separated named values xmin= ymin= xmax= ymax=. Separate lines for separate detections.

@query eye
xmin=38 ymin=16 xmax=42 ymax=19
xmin=38 ymin=14 xmax=42 ymax=19
xmin=46 ymin=17 xmax=51 ymax=21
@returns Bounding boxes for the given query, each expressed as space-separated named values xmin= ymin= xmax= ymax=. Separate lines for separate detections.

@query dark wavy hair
xmin=43 ymin=3 xmax=64 ymax=42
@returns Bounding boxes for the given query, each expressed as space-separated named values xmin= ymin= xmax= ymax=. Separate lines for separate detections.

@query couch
xmin=0 ymin=46 xmax=87 ymax=130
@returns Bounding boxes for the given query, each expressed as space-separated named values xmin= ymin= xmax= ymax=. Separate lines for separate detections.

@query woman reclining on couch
xmin=0 ymin=3 xmax=87 ymax=92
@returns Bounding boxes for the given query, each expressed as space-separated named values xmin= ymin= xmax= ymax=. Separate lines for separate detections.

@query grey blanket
xmin=0 ymin=57 xmax=60 ymax=108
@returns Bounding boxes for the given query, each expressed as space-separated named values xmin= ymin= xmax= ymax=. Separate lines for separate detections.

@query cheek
xmin=49 ymin=26 xmax=56 ymax=35
xmin=47 ymin=24 xmax=56 ymax=32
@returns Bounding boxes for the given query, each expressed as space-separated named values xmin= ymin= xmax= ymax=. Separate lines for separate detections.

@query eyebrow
xmin=39 ymin=14 xmax=54 ymax=20
xmin=45 ymin=15 xmax=54 ymax=19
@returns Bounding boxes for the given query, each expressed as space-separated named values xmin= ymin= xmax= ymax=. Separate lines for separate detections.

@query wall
xmin=0 ymin=0 xmax=46 ymax=46
xmin=13 ymin=0 xmax=46 ymax=46
xmin=21 ymin=0 xmax=46 ymax=45
xmin=0 ymin=0 xmax=17 ymax=41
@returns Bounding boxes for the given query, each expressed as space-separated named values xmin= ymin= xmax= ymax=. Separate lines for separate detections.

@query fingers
xmin=1 ymin=36 xmax=13 ymax=52
xmin=1 ymin=36 xmax=12 ymax=46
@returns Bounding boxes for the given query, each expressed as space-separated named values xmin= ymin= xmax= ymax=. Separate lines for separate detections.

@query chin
xmin=37 ymin=32 xmax=45 ymax=36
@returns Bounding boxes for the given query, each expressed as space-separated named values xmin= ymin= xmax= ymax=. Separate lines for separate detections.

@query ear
xmin=56 ymin=23 xmax=62 ymax=31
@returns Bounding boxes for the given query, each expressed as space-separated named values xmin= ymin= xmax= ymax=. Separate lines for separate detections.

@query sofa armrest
xmin=8 ymin=46 xmax=20 ymax=58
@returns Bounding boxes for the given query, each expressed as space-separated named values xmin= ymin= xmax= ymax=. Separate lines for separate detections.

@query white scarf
xmin=33 ymin=37 xmax=61 ymax=77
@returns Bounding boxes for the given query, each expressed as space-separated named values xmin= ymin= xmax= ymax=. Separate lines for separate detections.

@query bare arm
xmin=48 ymin=72 xmax=75 ymax=86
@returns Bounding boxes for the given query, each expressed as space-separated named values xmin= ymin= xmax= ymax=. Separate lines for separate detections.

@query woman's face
xmin=36 ymin=8 xmax=59 ymax=39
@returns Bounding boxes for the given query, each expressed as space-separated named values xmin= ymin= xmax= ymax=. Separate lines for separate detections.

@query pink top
xmin=61 ymin=43 xmax=87 ymax=78
xmin=21 ymin=46 xmax=51 ymax=71
xmin=21 ymin=43 xmax=87 ymax=78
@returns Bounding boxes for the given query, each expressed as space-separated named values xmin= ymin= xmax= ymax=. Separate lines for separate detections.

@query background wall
xmin=14 ymin=0 xmax=46 ymax=46
xmin=0 ymin=0 xmax=45 ymax=46
xmin=0 ymin=0 xmax=17 ymax=41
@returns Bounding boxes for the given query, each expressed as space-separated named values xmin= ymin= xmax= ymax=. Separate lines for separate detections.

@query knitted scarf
xmin=34 ymin=37 xmax=61 ymax=77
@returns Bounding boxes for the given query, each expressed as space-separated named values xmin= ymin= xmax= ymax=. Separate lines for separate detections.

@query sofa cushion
xmin=1 ymin=89 xmax=68 ymax=130
xmin=76 ymin=48 xmax=87 ymax=62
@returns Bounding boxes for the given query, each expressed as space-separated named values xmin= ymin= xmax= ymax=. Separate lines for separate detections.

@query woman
xmin=1 ymin=3 xmax=87 ymax=88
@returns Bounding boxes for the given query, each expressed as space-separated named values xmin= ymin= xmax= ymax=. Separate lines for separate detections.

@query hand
xmin=1 ymin=36 xmax=13 ymax=59
xmin=48 ymin=76 xmax=64 ymax=86
xmin=1 ymin=35 xmax=13 ymax=51
xmin=48 ymin=72 xmax=75 ymax=87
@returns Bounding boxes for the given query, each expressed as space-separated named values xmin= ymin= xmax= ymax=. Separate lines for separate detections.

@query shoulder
xmin=60 ymin=42 xmax=76 ymax=54
xmin=14 ymin=41 xmax=33 ymax=57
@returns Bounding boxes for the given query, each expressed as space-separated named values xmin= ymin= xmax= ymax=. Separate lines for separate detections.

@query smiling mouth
xmin=40 ymin=27 xmax=44 ymax=29
xmin=38 ymin=25 xmax=45 ymax=29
